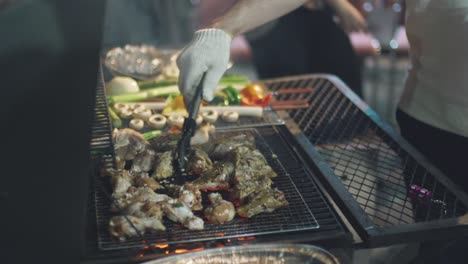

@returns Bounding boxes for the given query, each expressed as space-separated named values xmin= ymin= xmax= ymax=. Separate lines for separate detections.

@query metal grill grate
xmin=95 ymin=128 xmax=320 ymax=250
xmin=267 ymin=74 xmax=468 ymax=228
xmin=100 ymin=67 xmax=283 ymax=131
xmin=90 ymin=65 xmax=115 ymax=165
xmin=88 ymin=67 xmax=347 ymax=257
xmin=210 ymin=108 xmax=284 ymax=129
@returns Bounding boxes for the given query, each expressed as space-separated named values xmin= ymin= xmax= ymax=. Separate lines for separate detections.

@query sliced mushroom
xmin=221 ymin=111 xmax=239 ymax=122
xmin=202 ymin=110 xmax=218 ymax=123
xmin=147 ymin=114 xmax=167 ymax=129
xmin=196 ymin=114 xmax=203 ymax=125
xmin=129 ymin=119 xmax=145 ymax=131
xmin=167 ymin=114 xmax=185 ymax=128
xmin=133 ymin=108 xmax=152 ymax=121
xmin=113 ymin=103 xmax=129 ymax=114
xmin=119 ymin=109 xmax=133 ymax=119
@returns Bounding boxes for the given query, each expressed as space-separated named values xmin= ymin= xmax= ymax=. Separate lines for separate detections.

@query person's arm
xmin=211 ymin=0 xmax=310 ymax=37
xmin=177 ymin=0 xmax=309 ymax=105
xmin=326 ymin=0 xmax=366 ymax=32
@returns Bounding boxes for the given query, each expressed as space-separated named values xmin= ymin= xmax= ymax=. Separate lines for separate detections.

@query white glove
xmin=177 ymin=28 xmax=232 ymax=105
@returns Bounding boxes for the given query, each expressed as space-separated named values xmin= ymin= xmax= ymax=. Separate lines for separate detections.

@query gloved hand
xmin=177 ymin=28 xmax=232 ymax=106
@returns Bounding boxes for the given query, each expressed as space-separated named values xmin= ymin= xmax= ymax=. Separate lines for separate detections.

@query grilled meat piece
xmin=109 ymin=215 xmax=165 ymax=241
xmin=133 ymin=173 xmax=161 ymax=190
xmin=176 ymin=183 xmax=203 ymax=211
xmin=236 ymin=188 xmax=289 ymax=218
xmin=148 ymin=125 xmax=215 ymax=151
xmin=123 ymin=201 xmax=164 ymax=220
xmin=227 ymin=145 xmax=276 ymax=201
xmin=112 ymin=186 xmax=174 ymax=212
xmin=190 ymin=123 xmax=216 ymax=146
xmin=149 ymin=133 xmax=179 ymax=152
xmin=185 ymin=148 xmax=213 ymax=176
xmin=163 ymin=201 xmax=204 ymax=230
xmin=232 ymin=146 xmax=277 ymax=184
xmin=107 ymin=169 xmax=133 ymax=199
xmin=113 ymin=128 xmax=149 ymax=161
xmin=131 ymin=148 xmax=156 ymax=173
xmin=229 ymin=176 xmax=272 ymax=202
xmin=191 ymin=160 xmax=235 ymax=191
xmin=204 ymin=193 xmax=235 ymax=224
xmin=115 ymin=156 xmax=126 ymax=170
xmin=152 ymin=151 xmax=174 ymax=179
xmin=106 ymin=169 xmax=160 ymax=195
xmin=200 ymin=133 xmax=255 ymax=160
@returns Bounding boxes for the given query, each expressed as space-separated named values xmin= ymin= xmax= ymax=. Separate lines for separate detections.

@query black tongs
xmin=173 ymin=73 xmax=205 ymax=182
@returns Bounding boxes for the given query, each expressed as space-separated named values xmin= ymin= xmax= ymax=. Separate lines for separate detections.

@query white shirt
xmin=399 ymin=0 xmax=468 ymax=137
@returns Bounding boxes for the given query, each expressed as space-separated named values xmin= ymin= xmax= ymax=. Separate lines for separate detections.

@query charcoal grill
xmin=83 ymin=70 xmax=468 ymax=263
xmin=83 ymin=68 xmax=350 ymax=263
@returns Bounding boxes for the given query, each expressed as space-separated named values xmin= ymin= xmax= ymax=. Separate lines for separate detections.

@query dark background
xmin=1 ymin=1 xmax=105 ymax=263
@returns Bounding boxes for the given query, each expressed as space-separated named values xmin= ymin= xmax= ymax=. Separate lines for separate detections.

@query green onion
xmin=137 ymin=75 xmax=249 ymax=90
xmin=143 ymin=130 xmax=162 ymax=140
xmin=173 ymin=202 xmax=184 ymax=208
xmin=219 ymin=74 xmax=250 ymax=85
xmin=108 ymin=86 xmax=180 ymax=103
xmin=138 ymin=79 xmax=177 ymax=89
xmin=108 ymin=107 xmax=122 ymax=128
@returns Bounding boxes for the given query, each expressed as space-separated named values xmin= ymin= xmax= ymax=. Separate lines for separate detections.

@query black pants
xmin=397 ymin=109 xmax=468 ymax=192
xmin=248 ymin=7 xmax=363 ymax=97
xmin=397 ymin=109 xmax=468 ymax=264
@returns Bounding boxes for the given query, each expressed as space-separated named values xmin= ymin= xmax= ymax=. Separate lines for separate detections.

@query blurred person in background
xmin=245 ymin=0 xmax=366 ymax=96
xmin=197 ymin=0 xmax=366 ymax=96
xmin=102 ymin=0 xmax=196 ymax=49
xmin=177 ymin=0 xmax=468 ymax=262
xmin=396 ymin=1 xmax=468 ymax=262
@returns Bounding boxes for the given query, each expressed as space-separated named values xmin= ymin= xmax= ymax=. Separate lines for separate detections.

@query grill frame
xmin=266 ymin=73 xmax=468 ymax=247
xmin=84 ymin=67 xmax=350 ymax=262
xmin=85 ymin=68 xmax=468 ymax=260
xmin=85 ymin=125 xmax=350 ymax=261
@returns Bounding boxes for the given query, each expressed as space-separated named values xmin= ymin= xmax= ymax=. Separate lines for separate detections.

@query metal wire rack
xmin=266 ymin=74 xmax=468 ymax=230
xmin=100 ymin=65 xmax=283 ymax=132
xmin=94 ymin=128 xmax=320 ymax=250
xmin=210 ymin=109 xmax=284 ymax=129
xmin=88 ymin=67 xmax=346 ymax=257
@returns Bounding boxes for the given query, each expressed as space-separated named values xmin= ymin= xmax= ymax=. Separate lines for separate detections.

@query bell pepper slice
xmin=240 ymin=83 xmax=266 ymax=100
xmin=222 ymin=86 xmax=241 ymax=105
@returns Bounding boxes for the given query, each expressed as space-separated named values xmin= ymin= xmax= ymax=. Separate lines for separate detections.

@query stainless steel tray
xmin=144 ymin=244 xmax=339 ymax=264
